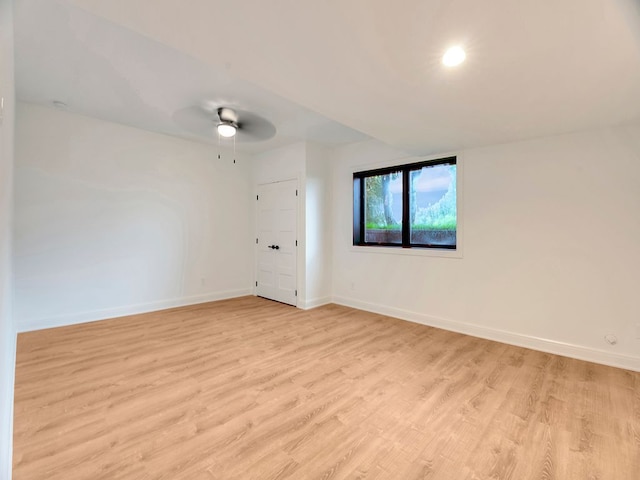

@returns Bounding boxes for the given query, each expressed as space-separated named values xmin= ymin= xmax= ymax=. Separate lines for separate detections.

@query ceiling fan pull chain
xmin=217 ymin=129 xmax=221 ymax=160
xmin=233 ymin=135 xmax=236 ymax=164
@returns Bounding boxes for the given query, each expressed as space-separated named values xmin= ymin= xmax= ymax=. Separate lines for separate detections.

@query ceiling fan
xmin=172 ymin=103 xmax=277 ymax=143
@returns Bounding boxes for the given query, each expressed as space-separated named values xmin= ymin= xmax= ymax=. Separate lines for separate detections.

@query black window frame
xmin=353 ymin=156 xmax=457 ymax=250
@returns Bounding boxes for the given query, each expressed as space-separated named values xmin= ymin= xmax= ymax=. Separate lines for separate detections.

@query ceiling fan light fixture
xmin=442 ymin=46 xmax=466 ymax=67
xmin=217 ymin=122 xmax=237 ymax=138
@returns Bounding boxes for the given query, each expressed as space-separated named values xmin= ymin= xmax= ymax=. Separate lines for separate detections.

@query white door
xmin=256 ymin=180 xmax=297 ymax=306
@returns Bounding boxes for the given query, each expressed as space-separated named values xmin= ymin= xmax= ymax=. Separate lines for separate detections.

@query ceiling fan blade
xmin=234 ymin=110 xmax=277 ymax=142
xmin=172 ymin=105 xmax=217 ymax=137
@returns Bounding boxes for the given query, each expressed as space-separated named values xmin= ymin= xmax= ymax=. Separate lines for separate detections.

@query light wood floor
xmin=13 ymin=296 xmax=640 ymax=479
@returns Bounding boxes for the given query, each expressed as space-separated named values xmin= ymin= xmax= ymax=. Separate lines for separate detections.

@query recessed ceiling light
xmin=442 ymin=46 xmax=466 ymax=67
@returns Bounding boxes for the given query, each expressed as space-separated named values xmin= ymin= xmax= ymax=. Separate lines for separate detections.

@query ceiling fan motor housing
xmin=218 ymin=107 xmax=239 ymax=124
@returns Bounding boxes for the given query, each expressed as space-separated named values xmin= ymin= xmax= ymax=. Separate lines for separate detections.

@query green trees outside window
xmin=354 ymin=157 xmax=457 ymax=249
xmin=364 ymin=171 xmax=402 ymax=243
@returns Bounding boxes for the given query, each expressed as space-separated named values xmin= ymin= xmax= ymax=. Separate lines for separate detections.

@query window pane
xmin=410 ymin=164 xmax=456 ymax=246
xmin=364 ymin=171 xmax=403 ymax=244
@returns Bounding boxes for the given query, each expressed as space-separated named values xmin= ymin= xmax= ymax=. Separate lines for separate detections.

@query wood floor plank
xmin=12 ymin=296 xmax=640 ymax=479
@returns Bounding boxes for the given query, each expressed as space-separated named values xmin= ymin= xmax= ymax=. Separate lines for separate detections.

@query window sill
xmin=350 ymin=244 xmax=463 ymax=259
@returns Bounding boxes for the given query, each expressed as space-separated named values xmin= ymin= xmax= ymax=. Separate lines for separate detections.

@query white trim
xmin=349 ymin=245 xmax=461 ymax=259
xmin=18 ymin=289 xmax=252 ymax=332
xmin=298 ymin=296 xmax=332 ymax=310
xmin=0 ymin=332 xmax=16 ymax=480
xmin=332 ymin=295 xmax=640 ymax=373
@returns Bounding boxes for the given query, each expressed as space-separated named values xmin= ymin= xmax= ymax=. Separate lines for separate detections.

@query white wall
xmin=0 ymin=0 xmax=16 ymax=477
xmin=305 ymin=143 xmax=332 ymax=307
xmin=14 ymin=103 xmax=254 ymax=331
xmin=332 ymin=126 xmax=640 ymax=371
xmin=252 ymin=142 xmax=306 ymax=186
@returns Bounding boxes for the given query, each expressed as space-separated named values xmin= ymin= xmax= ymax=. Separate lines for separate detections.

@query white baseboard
xmin=0 ymin=330 xmax=16 ymax=480
xmin=17 ymin=292 xmax=640 ymax=372
xmin=18 ymin=289 xmax=252 ymax=332
xmin=298 ymin=296 xmax=332 ymax=310
xmin=332 ymin=296 xmax=640 ymax=373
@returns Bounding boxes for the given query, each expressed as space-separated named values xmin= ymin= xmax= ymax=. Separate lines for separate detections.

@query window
xmin=353 ymin=157 xmax=457 ymax=249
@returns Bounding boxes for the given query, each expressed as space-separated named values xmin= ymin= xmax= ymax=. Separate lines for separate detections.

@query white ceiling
xmin=15 ymin=0 xmax=640 ymax=155
xmin=14 ymin=0 xmax=371 ymax=153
